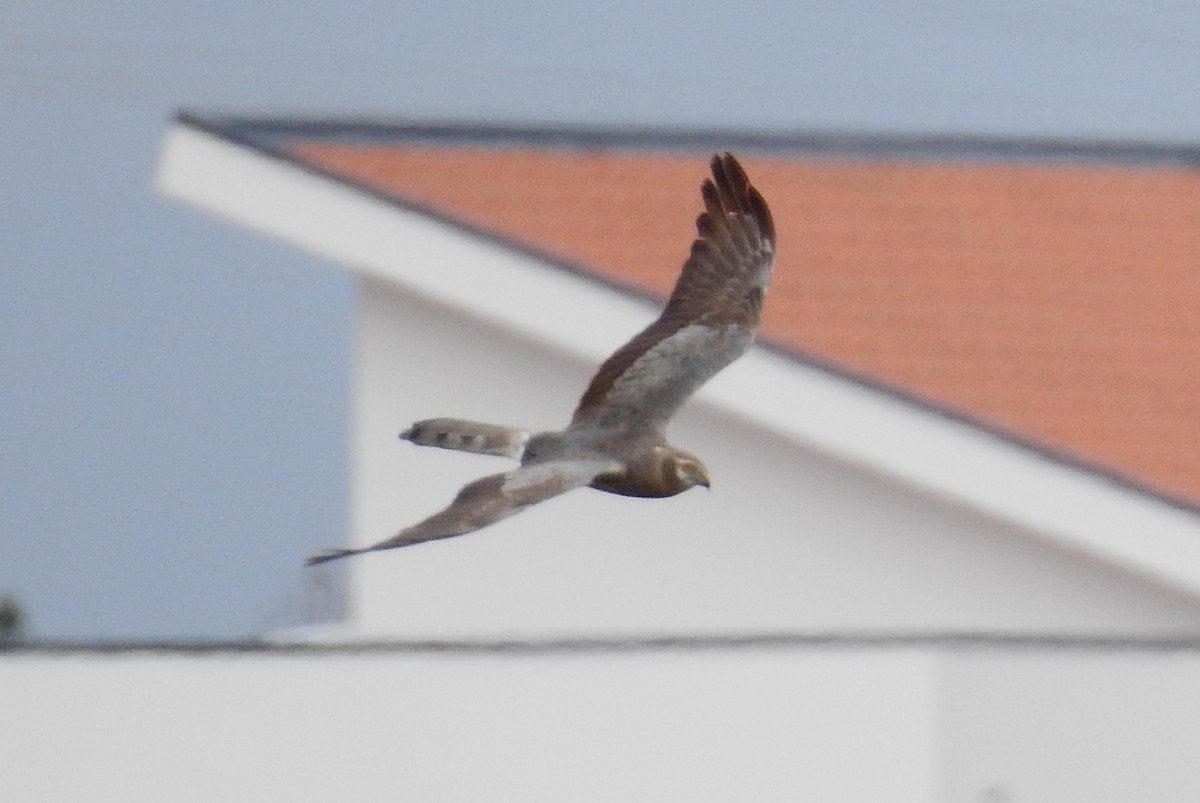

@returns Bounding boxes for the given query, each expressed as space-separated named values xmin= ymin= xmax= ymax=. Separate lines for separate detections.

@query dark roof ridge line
xmin=176 ymin=110 xmax=1200 ymax=167
xmin=14 ymin=630 xmax=1200 ymax=655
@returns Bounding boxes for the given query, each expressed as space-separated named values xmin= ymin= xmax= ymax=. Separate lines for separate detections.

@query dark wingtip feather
xmin=717 ymin=151 xmax=747 ymax=187
xmin=705 ymin=152 xmax=775 ymax=246
xmin=748 ymin=184 xmax=775 ymax=244
xmin=305 ymin=548 xmax=358 ymax=567
xmin=700 ymin=177 xmax=721 ymax=214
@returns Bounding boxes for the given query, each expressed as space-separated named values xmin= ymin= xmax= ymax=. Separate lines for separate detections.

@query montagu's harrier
xmin=307 ymin=152 xmax=775 ymax=565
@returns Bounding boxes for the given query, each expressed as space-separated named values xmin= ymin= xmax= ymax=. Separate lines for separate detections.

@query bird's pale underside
xmin=307 ymin=152 xmax=776 ymax=566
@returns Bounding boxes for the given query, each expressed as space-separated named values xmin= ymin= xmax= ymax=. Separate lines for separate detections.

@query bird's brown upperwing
xmin=571 ymin=152 xmax=776 ymax=432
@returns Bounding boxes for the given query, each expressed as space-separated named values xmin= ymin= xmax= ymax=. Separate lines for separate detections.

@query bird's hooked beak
xmin=693 ymin=464 xmax=711 ymax=490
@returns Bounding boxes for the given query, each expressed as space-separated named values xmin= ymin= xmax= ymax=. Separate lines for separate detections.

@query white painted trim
xmin=155 ymin=121 xmax=1200 ymax=597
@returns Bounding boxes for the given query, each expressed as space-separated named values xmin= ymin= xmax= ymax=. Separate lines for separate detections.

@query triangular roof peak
xmin=157 ymin=114 xmax=1200 ymax=596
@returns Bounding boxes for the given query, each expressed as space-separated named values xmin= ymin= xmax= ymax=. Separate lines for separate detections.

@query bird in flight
xmin=307 ymin=152 xmax=776 ymax=565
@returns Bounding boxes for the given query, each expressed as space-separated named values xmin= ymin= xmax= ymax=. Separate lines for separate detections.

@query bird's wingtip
xmin=305 ymin=548 xmax=358 ymax=567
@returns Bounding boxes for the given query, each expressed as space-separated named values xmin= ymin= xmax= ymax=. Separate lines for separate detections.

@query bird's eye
xmin=674 ymin=458 xmax=710 ymax=488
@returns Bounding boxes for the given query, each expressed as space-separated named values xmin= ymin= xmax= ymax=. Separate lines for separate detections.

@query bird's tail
xmin=400 ymin=417 xmax=530 ymax=459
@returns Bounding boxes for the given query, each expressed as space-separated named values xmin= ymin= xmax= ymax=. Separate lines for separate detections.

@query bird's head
xmin=667 ymin=449 xmax=711 ymax=494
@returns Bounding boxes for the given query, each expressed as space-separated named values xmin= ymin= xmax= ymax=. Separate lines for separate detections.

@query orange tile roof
xmin=289 ymin=142 xmax=1200 ymax=507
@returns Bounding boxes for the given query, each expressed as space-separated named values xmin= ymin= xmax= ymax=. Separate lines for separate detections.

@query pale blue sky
xmin=4 ymin=1 xmax=1200 ymax=639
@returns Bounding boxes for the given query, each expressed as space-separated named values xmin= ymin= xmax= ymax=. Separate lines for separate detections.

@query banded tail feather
xmin=400 ymin=418 xmax=531 ymax=459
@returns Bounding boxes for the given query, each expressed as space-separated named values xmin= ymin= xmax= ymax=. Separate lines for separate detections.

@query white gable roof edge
xmin=154 ymin=120 xmax=1200 ymax=598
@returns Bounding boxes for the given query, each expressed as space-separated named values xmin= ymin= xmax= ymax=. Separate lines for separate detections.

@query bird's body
xmin=307 ymin=153 xmax=776 ymax=566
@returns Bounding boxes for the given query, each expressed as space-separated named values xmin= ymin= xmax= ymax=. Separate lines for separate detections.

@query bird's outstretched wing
xmin=401 ymin=417 xmax=531 ymax=459
xmin=571 ymin=152 xmax=776 ymax=431
xmin=306 ymin=457 xmax=621 ymax=566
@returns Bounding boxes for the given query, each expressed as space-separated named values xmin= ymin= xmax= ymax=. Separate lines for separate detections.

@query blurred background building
xmin=5 ymin=3 xmax=1200 ymax=800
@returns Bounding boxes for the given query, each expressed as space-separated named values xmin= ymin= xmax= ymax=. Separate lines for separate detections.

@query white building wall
xmin=2 ymin=649 xmax=938 ymax=803
xmin=938 ymin=650 xmax=1200 ymax=802
xmin=330 ymin=278 xmax=1200 ymax=639
xmin=7 ymin=646 xmax=1200 ymax=802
